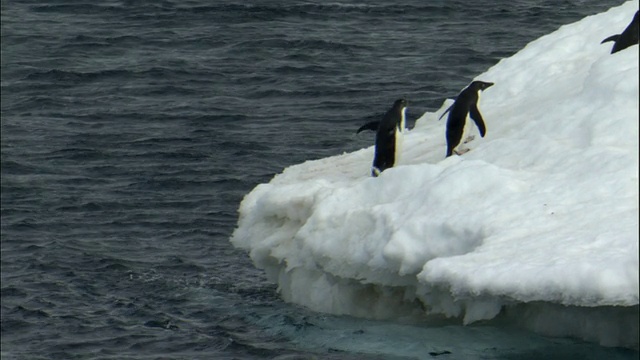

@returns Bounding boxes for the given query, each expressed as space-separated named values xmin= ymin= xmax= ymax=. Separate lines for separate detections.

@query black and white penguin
xmin=371 ymin=99 xmax=407 ymax=177
xmin=440 ymin=81 xmax=493 ymax=157
xmin=601 ymin=10 xmax=639 ymax=54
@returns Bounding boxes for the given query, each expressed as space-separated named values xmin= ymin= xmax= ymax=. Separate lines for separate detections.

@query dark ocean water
xmin=1 ymin=1 xmax=638 ymax=359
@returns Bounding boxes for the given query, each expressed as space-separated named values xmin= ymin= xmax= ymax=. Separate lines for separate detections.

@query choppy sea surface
xmin=1 ymin=1 xmax=638 ymax=359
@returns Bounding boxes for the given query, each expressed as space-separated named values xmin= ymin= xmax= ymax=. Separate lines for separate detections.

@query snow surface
xmin=232 ymin=1 xmax=640 ymax=348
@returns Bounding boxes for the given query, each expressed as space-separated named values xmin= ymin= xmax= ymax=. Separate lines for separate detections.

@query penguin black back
xmin=445 ymin=81 xmax=493 ymax=157
xmin=602 ymin=10 xmax=639 ymax=54
xmin=372 ymin=99 xmax=407 ymax=176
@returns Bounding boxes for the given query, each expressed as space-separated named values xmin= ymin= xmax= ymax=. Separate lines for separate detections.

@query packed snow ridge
xmin=232 ymin=1 xmax=639 ymax=348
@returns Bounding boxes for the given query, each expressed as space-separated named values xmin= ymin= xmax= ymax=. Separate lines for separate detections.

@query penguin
xmin=371 ymin=99 xmax=407 ymax=177
xmin=601 ymin=10 xmax=639 ymax=54
xmin=440 ymin=80 xmax=493 ymax=157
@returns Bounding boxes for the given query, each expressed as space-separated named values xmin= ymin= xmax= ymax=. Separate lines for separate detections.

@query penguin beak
xmin=482 ymin=82 xmax=494 ymax=90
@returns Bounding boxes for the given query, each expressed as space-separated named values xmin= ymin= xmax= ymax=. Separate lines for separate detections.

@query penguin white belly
xmin=394 ymin=108 xmax=407 ymax=165
xmin=462 ymin=116 xmax=475 ymax=139
xmin=394 ymin=130 xmax=404 ymax=165
xmin=453 ymin=118 xmax=475 ymax=155
xmin=463 ymin=91 xmax=480 ymax=141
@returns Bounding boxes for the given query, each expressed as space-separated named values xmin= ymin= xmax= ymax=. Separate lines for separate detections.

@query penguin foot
xmin=463 ymin=135 xmax=475 ymax=144
xmin=453 ymin=148 xmax=470 ymax=156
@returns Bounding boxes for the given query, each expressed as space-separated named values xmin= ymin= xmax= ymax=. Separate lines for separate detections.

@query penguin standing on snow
xmin=440 ymin=81 xmax=493 ymax=157
xmin=601 ymin=10 xmax=639 ymax=54
xmin=371 ymin=99 xmax=407 ymax=177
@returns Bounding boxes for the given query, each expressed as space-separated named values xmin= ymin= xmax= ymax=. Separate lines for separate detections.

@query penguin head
xmin=393 ymin=98 xmax=408 ymax=109
xmin=471 ymin=81 xmax=494 ymax=92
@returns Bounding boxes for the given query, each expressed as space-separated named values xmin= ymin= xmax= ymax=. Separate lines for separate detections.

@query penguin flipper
xmin=438 ymin=104 xmax=453 ymax=121
xmin=356 ymin=121 xmax=380 ymax=134
xmin=469 ymin=104 xmax=487 ymax=137
xmin=601 ymin=34 xmax=620 ymax=44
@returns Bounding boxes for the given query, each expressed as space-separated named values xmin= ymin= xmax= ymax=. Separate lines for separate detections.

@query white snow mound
xmin=232 ymin=1 xmax=639 ymax=348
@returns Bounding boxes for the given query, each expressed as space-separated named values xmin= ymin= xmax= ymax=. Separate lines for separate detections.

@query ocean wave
xmin=174 ymin=3 xmax=453 ymax=17
xmin=24 ymin=67 xmax=196 ymax=83
xmin=29 ymin=3 xmax=125 ymax=14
